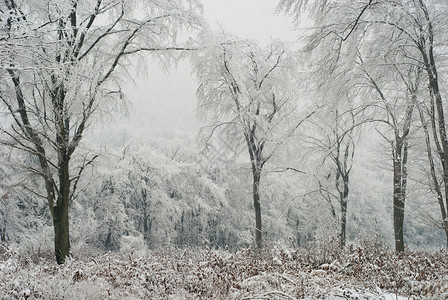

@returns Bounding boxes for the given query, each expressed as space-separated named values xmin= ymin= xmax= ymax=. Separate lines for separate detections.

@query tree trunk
xmin=340 ymin=199 xmax=347 ymax=248
xmin=393 ymin=141 xmax=407 ymax=252
xmin=142 ymin=189 xmax=151 ymax=244
xmin=53 ymin=204 xmax=70 ymax=264
xmin=54 ymin=158 xmax=71 ymax=264
xmin=444 ymin=228 xmax=448 ymax=248
xmin=0 ymin=209 xmax=6 ymax=242
xmin=0 ymin=227 xmax=5 ymax=242
xmin=253 ymin=168 xmax=262 ymax=249
xmin=143 ymin=212 xmax=150 ymax=242
xmin=393 ymin=191 xmax=405 ymax=252
xmin=339 ymin=179 xmax=348 ymax=248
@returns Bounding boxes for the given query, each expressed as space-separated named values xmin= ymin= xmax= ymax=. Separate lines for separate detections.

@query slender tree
xmin=411 ymin=0 xmax=448 ymax=247
xmin=360 ymin=59 xmax=421 ymax=251
xmin=278 ymin=0 xmax=448 ymax=249
xmin=305 ymin=98 xmax=358 ymax=248
xmin=332 ymin=110 xmax=356 ymax=248
xmin=356 ymin=0 xmax=448 ymax=248
xmin=193 ymin=34 xmax=313 ymax=248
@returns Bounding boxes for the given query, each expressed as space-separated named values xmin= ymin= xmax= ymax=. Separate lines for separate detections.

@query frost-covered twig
xmin=242 ymin=290 xmax=298 ymax=300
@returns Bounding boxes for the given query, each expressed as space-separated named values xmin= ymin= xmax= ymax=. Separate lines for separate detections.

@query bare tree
xmin=412 ymin=0 xmax=448 ymax=247
xmin=0 ymin=0 xmax=203 ymax=263
xmin=331 ymin=110 xmax=356 ymax=248
xmin=359 ymin=0 xmax=448 ymax=248
xmin=279 ymin=0 xmax=448 ymax=249
xmin=305 ymin=98 xmax=358 ymax=248
xmin=362 ymin=62 xmax=421 ymax=252
xmin=193 ymin=34 xmax=314 ymax=248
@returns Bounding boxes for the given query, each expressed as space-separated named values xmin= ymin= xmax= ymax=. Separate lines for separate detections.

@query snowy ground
xmin=1 ymin=241 xmax=447 ymax=299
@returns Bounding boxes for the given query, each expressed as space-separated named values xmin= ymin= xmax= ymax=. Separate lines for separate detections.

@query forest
xmin=1 ymin=0 xmax=448 ymax=299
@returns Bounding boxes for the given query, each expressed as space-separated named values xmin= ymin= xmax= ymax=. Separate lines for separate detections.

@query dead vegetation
xmin=0 ymin=240 xmax=447 ymax=299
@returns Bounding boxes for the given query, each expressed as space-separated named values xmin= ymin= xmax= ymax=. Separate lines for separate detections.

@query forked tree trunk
xmin=245 ymin=127 xmax=265 ymax=249
xmin=335 ymin=143 xmax=351 ymax=249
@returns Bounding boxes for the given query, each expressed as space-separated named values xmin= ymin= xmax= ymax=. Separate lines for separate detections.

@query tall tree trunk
xmin=53 ymin=204 xmax=70 ymax=264
xmin=432 ymin=91 xmax=448 ymax=248
xmin=393 ymin=160 xmax=405 ymax=252
xmin=0 ymin=208 xmax=6 ymax=242
xmin=142 ymin=188 xmax=151 ymax=243
xmin=417 ymin=0 xmax=448 ymax=247
xmin=54 ymin=157 xmax=71 ymax=264
xmin=335 ymin=142 xmax=351 ymax=249
xmin=252 ymin=167 xmax=262 ymax=249
xmin=418 ymin=106 xmax=448 ymax=248
xmin=0 ymin=226 xmax=5 ymax=242
xmin=393 ymin=140 xmax=408 ymax=252
xmin=430 ymin=77 xmax=448 ymax=248
xmin=339 ymin=177 xmax=349 ymax=248
xmin=143 ymin=211 xmax=150 ymax=243
xmin=245 ymin=127 xmax=265 ymax=249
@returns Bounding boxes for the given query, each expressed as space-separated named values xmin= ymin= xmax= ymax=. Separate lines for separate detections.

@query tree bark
xmin=393 ymin=143 xmax=404 ymax=252
xmin=393 ymin=163 xmax=405 ymax=252
xmin=54 ymin=157 xmax=71 ymax=264
xmin=393 ymin=139 xmax=408 ymax=252
xmin=142 ymin=188 xmax=151 ymax=243
xmin=332 ymin=109 xmax=354 ymax=249
xmin=53 ymin=206 xmax=70 ymax=264
xmin=334 ymin=144 xmax=351 ymax=249
xmin=339 ymin=178 xmax=349 ymax=248
xmin=0 ymin=206 xmax=5 ymax=242
xmin=252 ymin=167 xmax=262 ymax=249
xmin=0 ymin=225 xmax=5 ymax=242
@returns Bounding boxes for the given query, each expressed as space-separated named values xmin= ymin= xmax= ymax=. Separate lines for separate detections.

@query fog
xmin=88 ymin=0 xmax=297 ymax=146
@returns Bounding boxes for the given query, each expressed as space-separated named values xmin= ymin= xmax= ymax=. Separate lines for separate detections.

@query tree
xmin=0 ymin=0 xmax=203 ymax=263
xmin=360 ymin=57 xmax=421 ymax=251
xmin=193 ymin=33 xmax=313 ymax=248
xmin=352 ymin=0 xmax=448 ymax=250
xmin=326 ymin=109 xmax=356 ymax=248
xmin=278 ymin=0 xmax=448 ymax=250
xmin=406 ymin=0 xmax=448 ymax=248
xmin=277 ymin=0 xmax=368 ymax=248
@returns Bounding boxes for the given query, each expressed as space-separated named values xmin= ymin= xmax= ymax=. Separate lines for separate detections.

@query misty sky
xmin=89 ymin=0 xmax=297 ymax=146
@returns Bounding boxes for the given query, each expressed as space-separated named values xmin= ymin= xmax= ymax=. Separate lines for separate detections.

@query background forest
xmin=1 ymin=0 xmax=447 ymax=264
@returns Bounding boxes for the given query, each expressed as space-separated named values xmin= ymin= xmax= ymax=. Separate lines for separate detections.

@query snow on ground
xmin=0 ymin=241 xmax=447 ymax=299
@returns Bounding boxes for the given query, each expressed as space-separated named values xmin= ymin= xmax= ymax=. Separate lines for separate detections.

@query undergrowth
xmin=0 ymin=240 xmax=447 ymax=299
